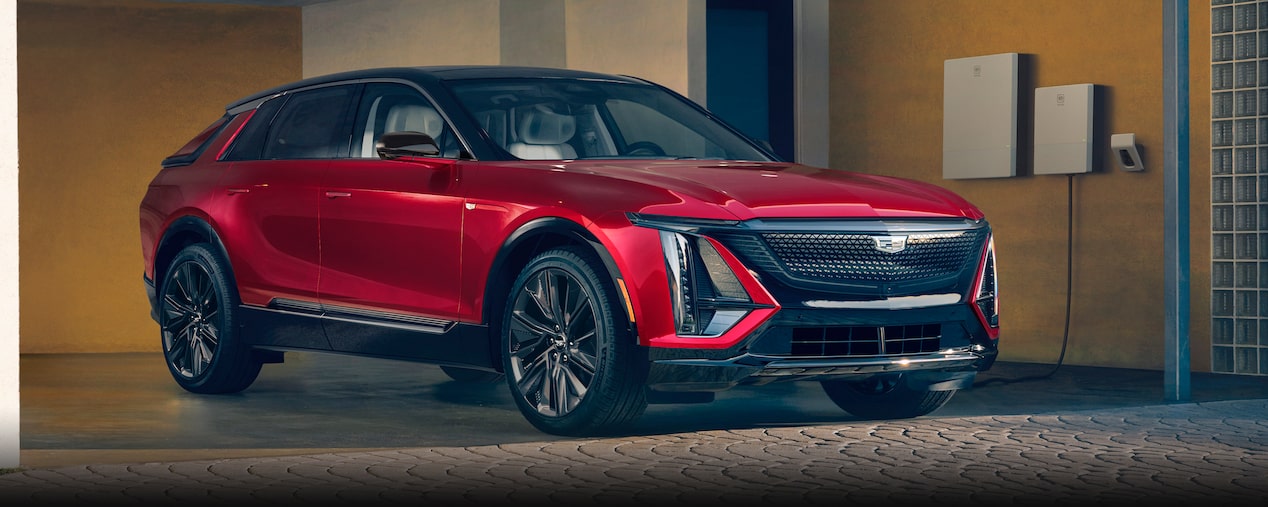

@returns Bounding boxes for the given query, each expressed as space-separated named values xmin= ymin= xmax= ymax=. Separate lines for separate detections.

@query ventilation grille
xmin=789 ymin=324 xmax=942 ymax=357
xmin=760 ymin=232 xmax=979 ymax=283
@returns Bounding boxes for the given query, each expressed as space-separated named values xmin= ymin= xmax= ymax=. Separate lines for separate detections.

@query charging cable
xmin=976 ymin=173 xmax=1074 ymax=387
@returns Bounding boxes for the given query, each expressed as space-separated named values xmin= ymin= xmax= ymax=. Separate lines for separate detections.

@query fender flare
xmin=483 ymin=216 xmax=635 ymax=335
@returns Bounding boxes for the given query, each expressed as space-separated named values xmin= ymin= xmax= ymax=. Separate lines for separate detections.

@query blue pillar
xmin=1163 ymin=0 xmax=1191 ymax=402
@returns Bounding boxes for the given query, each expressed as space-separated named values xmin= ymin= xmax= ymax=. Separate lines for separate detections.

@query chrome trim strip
xmin=264 ymin=298 xmax=455 ymax=335
xmin=802 ymin=293 xmax=962 ymax=310
xmin=654 ymin=349 xmax=982 ymax=378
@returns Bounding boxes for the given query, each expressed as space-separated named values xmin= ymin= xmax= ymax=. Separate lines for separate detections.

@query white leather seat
xmin=385 ymin=103 xmax=444 ymax=138
xmin=508 ymin=105 xmax=577 ymax=160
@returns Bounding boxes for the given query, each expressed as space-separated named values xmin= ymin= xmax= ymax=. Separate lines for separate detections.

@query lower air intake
xmin=790 ymin=324 xmax=942 ymax=357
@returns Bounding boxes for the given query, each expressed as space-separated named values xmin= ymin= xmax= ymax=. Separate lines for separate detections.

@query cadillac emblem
xmin=872 ymin=235 xmax=908 ymax=253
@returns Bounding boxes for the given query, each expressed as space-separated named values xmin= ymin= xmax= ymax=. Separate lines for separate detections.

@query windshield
xmin=446 ymin=78 xmax=773 ymax=161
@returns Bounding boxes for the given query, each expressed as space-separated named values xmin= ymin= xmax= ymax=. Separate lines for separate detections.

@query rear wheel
xmin=821 ymin=374 xmax=955 ymax=420
xmin=501 ymin=247 xmax=647 ymax=436
xmin=159 ymin=244 xmax=262 ymax=394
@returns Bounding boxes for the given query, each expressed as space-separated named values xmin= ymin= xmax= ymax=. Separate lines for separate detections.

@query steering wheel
xmin=625 ymin=141 xmax=666 ymax=157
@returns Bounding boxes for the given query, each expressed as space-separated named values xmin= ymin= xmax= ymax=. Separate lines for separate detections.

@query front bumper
xmin=144 ymin=274 xmax=159 ymax=323
xmin=645 ymin=302 xmax=998 ymax=392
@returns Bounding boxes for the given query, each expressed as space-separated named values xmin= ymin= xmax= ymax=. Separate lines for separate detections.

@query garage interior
xmin=4 ymin=0 xmax=1267 ymax=475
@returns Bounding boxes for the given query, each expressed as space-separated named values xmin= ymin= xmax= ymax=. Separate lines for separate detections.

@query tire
xmin=158 ymin=244 xmax=262 ymax=394
xmin=821 ymin=374 xmax=956 ymax=420
xmin=501 ymin=246 xmax=648 ymax=436
xmin=440 ymin=365 xmax=504 ymax=383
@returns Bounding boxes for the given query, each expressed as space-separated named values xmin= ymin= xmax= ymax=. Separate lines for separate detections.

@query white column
xmin=0 ymin=0 xmax=19 ymax=469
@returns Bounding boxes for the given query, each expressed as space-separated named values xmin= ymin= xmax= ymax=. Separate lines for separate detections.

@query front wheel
xmin=501 ymin=247 xmax=647 ymax=436
xmin=821 ymin=374 xmax=956 ymax=420
xmin=159 ymin=244 xmax=262 ymax=394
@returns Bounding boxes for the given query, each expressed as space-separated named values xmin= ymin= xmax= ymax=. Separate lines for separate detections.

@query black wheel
xmin=159 ymin=244 xmax=262 ymax=394
xmin=625 ymin=141 xmax=666 ymax=157
xmin=502 ymin=246 xmax=648 ymax=436
xmin=821 ymin=374 xmax=956 ymax=420
xmin=440 ymin=365 xmax=504 ymax=383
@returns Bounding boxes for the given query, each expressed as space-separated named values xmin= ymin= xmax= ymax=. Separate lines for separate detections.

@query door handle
xmin=325 ymin=191 xmax=352 ymax=199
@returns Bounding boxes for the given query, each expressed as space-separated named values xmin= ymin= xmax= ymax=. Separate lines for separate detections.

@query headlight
xmin=659 ymin=230 xmax=752 ymax=337
xmin=973 ymin=235 xmax=999 ymax=329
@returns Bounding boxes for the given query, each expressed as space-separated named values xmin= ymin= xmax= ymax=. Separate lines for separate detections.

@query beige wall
xmin=562 ymin=0 xmax=703 ymax=98
xmin=302 ymin=0 xmax=704 ymax=99
xmin=501 ymin=0 xmax=566 ymax=68
xmin=831 ymin=0 xmax=1210 ymax=371
xmin=302 ymin=0 xmax=501 ymax=78
xmin=18 ymin=0 xmax=302 ymax=353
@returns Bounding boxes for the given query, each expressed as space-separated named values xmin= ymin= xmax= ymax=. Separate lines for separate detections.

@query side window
xmin=263 ymin=85 xmax=357 ymax=160
xmin=162 ymin=113 xmax=233 ymax=168
xmin=222 ymin=96 xmax=285 ymax=161
xmin=352 ymin=83 xmax=461 ymax=159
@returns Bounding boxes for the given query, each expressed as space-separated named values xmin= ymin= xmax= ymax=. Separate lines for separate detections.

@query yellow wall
xmin=18 ymin=0 xmax=302 ymax=352
xmin=831 ymin=0 xmax=1211 ymax=371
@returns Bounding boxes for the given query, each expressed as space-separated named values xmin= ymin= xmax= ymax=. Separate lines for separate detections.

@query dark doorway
xmin=706 ymin=0 xmax=794 ymax=161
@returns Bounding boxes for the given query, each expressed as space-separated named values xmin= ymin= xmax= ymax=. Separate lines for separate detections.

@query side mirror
xmin=376 ymin=131 xmax=440 ymax=160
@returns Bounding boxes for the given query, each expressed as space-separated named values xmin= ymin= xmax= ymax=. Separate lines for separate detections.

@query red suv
xmin=140 ymin=66 xmax=998 ymax=436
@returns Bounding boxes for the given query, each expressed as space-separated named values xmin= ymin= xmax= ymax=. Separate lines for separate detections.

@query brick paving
xmin=1 ymin=399 xmax=1265 ymax=506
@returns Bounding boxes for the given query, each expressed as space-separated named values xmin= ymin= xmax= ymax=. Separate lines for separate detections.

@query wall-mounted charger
xmin=1110 ymin=133 xmax=1144 ymax=172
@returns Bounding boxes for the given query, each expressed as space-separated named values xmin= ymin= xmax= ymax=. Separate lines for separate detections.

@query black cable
xmin=975 ymin=173 xmax=1073 ymax=387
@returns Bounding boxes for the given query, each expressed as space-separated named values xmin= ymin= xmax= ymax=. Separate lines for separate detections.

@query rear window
xmin=162 ymin=115 xmax=233 ymax=168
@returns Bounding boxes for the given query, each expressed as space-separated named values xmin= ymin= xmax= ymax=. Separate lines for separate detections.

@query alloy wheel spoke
xmin=163 ymin=294 xmax=196 ymax=318
xmin=183 ymin=327 xmax=199 ymax=375
xmin=527 ymin=273 xmax=555 ymax=322
xmin=192 ymin=334 xmax=214 ymax=376
xmin=567 ymin=347 xmax=598 ymax=376
xmin=511 ymin=310 xmax=555 ymax=340
xmin=549 ymin=356 xmax=568 ymax=415
xmin=548 ymin=274 xmax=567 ymax=331
xmin=564 ymin=283 xmax=588 ymax=333
xmin=560 ymin=363 xmax=588 ymax=410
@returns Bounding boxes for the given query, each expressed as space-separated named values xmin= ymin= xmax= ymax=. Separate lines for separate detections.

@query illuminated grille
xmin=761 ymin=232 xmax=980 ymax=283
xmin=790 ymin=324 xmax=941 ymax=357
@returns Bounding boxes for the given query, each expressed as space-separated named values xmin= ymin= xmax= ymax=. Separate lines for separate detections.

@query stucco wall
xmin=302 ymin=0 xmax=501 ymax=78
xmin=302 ymin=0 xmax=703 ymax=99
xmin=562 ymin=0 xmax=702 ymax=98
xmin=18 ymin=0 xmax=302 ymax=353
xmin=830 ymin=0 xmax=1210 ymax=371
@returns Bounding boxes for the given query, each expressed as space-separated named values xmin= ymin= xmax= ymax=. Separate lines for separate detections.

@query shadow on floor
xmin=19 ymin=352 xmax=1268 ymax=463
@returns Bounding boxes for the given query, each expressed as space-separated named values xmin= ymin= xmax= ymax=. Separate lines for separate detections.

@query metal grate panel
xmin=789 ymin=324 xmax=941 ymax=358
xmin=761 ymin=231 xmax=980 ymax=283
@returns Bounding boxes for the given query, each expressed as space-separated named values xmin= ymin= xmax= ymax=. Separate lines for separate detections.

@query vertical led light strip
xmin=1211 ymin=0 xmax=1268 ymax=375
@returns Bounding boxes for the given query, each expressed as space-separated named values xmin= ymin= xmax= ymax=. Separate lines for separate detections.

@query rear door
xmin=217 ymin=84 xmax=358 ymax=349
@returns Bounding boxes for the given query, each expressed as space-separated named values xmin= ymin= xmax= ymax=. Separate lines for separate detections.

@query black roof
xmin=226 ymin=65 xmax=650 ymax=110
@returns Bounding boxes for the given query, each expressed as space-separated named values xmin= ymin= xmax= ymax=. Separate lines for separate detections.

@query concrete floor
xmin=17 ymin=351 xmax=1268 ymax=469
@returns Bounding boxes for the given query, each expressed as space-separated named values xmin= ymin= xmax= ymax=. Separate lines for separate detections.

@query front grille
xmin=712 ymin=226 xmax=986 ymax=295
xmin=790 ymin=324 xmax=941 ymax=357
xmin=761 ymin=232 xmax=980 ymax=283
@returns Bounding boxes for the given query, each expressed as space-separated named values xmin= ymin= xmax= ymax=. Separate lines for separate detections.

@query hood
xmin=561 ymin=160 xmax=983 ymax=221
